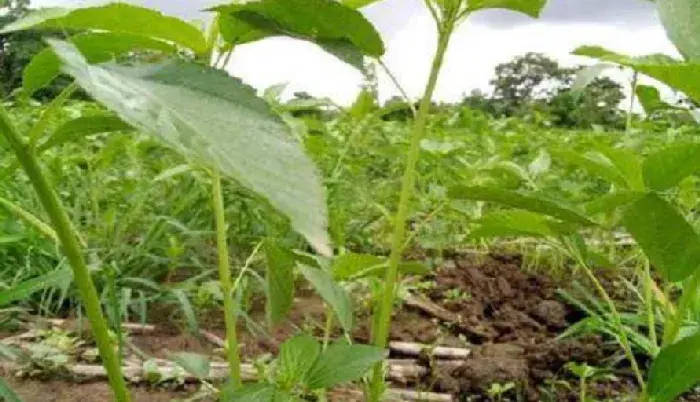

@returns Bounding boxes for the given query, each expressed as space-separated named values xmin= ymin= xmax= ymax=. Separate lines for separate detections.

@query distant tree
xmin=548 ymin=79 xmax=625 ymax=129
xmin=484 ymin=53 xmax=626 ymax=128
xmin=490 ymin=52 xmax=566 ymax=116
xmin=460 ymin=89 xmax=497 ymax=115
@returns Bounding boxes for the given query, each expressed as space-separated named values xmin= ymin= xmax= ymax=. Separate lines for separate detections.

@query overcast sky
xmin=33 ymin=0 xmax=679 ymax=105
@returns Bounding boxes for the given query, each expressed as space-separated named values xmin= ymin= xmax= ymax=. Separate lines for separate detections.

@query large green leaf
xmin=573 ymin=46 xmax=700 ymax=103
xmin=49 ymin=40 xmax=330 ymax=255
xmin=298 ymin=265 xmax=353 ymax=332
xmin=471 ymin=210 xmax=573 ymax=239
xmin=0 ymin=267 xmax=72 ymax=307
xmin=0 ymin=3 xmax=207 ymax=53
xmin=265 ymin=242 xmax=297 ymax=325
xmin=24 ymin=32 xmax=176 ymax=96
xmin=38 ymin=114 xmax=132 ymax=154
xmin=304 ymin=343 xmax=384 ymax=389
xmin=623 ymin=193 xmax=700 ymax=282
xmin=466 ymin=0 xmax=548 ymax=17
xmin=647 ymin=332 xmax=700 ymax=402
xmin=213 ymin=0 xmax=385 ymax=58
xmin=448 ymin=185 xmax=595 ymax=226
xmin=658 ymin=0 xmax=700 ymax=61
xmin=643 ymin=142 xmax=700 ymax=191
xmin=277 ymin=334 xmax=320 ymax=385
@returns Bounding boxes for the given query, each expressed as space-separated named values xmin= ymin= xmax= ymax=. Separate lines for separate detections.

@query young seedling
xmin=486 ymin=381 xmax=516 ymax=402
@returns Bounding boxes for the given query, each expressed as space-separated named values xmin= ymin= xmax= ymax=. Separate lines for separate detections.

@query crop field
xmin=1 ymin=0 xmax=700 ymax=401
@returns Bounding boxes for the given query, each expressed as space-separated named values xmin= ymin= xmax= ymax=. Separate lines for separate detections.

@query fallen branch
xmin=45 ymin=318 xmax=156 ymax=334
xmin=389 ymin=341 xmax=471 ymax=360
xmin=0 ymin=358 xmax=433 ymax=385
xmin=403 ymin=294 xmax=494 ymax=341
xmin=199 ymin=330 xmax=225 ymax=348
xmin=331 ymin=387 xmax=454 ymax=402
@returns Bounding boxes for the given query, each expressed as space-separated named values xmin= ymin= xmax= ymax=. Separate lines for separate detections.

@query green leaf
xmin=265 ymin=242 xmax=296 ymax=325
xmin=168 ymin=352 xmax=211 ymax=379
xmin=528 ymin=149 xmax=551 ymax=178
xmin=471 ymin=210 xmax=573 ymax=239
xmin=643 ymin=142 xmax=700 ymax=191
xmin=222 ymin=384 xmax=281 ymax=402
xmin=298 ymin=265 xmax=353 ymax=332
xmin=213 ymin=0 xmax=385 ymax=58
xmin=554 ymin=149 xmax=630 ymax=189
xmin=37 ymin=114 xmax=132 ymax=154
xmin=170 ymin=288 xmax=199 ymax=334
xmin=636 ymin=84 xmax=676 ymax=115
xmin=623 ymin=193 xmax=700 ymax=282
xmin=277 ymin=334 xmax=321 ymax=385
xmin=342 ymin=0 xmax=381 ymax=8
xmin=332 ymin=253 xmax=384 ymax=280
xmin=49 ymin=39 xmax=330 ymax=256
xmin=647 ymin=332 xmax=700 ymax=402
xmin=349 ymin=89 xmax=378 ymax=119
xmin=571 ymin=63 xmax=616 ymax=92
xmin=331 ymin=253 xmax=430 ymax=281
xmin=1 ymin=4 xmax=207 ymax=53
xmin=466 ymin=0 xmax=548 ymax=18
xmin=658 ymin=0 xmax=700 ymax=61
xmin=153 ymin=164 xmax=192 ymax=182
xmin=584 ymin=191 xmax=644 ymax=215
xmin=305 ymin=343 xmax=384 ymax=389
xmin=0 ymin=267 xmax=72 ymax=307
xmin=573 ymin=45 xmax=700 ymax=103
xmin=448 ymin=185 xmax=595 ymax=226
xmin=0 ymin=376 xmax=22 ymax=402
xmin=597 ymin=146 xmax=645 ymax=191
xmin=24 ymin=32 xmax=176 ymax=96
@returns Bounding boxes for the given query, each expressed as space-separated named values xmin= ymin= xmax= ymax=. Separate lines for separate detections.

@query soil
xmin=1 ymin=373 xmax=200 ymax=402
xmin=2 ymin=253 xmax=693 ymax=401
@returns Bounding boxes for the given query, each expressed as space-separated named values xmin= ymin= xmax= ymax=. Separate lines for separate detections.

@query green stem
xmin=571 ymin=247 xmax=645 ymax=391
xmin=0 ymin=105 xmax=131 ymax=402
xmin=663 ymin=270 xmax=700 ymax=346
xmin=643 ymin=258 xmax=658 ymax=354
xmin=625 ymin=71 xmax=638 ymax=133
xmin=212 ymin=169 xmax=242 ymax=388
xmin=580 ymin=378 xmax=586 ymax=402
xmin=368 ymin=19 xmax=455 ymax=402
xmin=322 ymin=307 xmax=334 ymax=350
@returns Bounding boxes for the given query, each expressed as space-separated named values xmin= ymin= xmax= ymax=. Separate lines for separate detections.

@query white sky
xmin=33 ymin=0 xmax=680 ymax=105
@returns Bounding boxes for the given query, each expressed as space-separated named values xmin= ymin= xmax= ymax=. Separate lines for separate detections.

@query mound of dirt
xmin=414 ymin=254 xmax=628 ymax=400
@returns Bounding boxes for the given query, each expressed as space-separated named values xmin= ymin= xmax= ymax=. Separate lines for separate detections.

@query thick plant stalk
xmin=211 ymin=169 xmax=242 ymax=387
xmin=369 ymin=19 xmax=455 ymax=402
xmin=0 ymin=105 xmax=131 ymax=402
